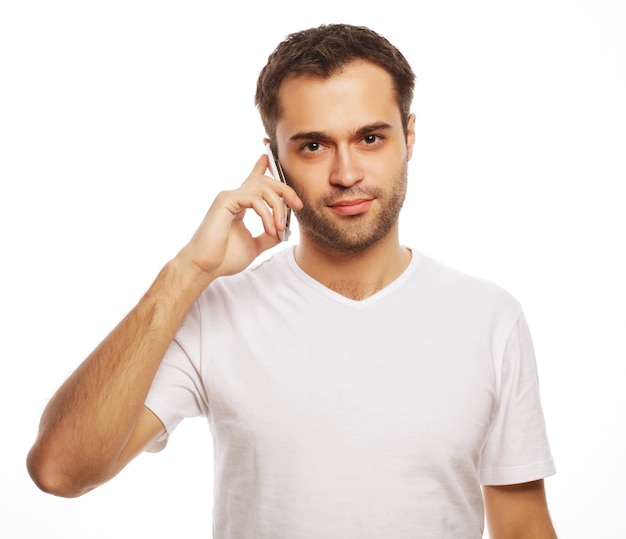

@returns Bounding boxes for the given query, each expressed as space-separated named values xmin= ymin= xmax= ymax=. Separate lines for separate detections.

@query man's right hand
xmin=178 ymin=154 xmax=303 ymax=282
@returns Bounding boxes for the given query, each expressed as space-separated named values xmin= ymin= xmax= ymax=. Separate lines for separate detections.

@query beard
xmin=292 ymin=160 xmax=408 ymax=254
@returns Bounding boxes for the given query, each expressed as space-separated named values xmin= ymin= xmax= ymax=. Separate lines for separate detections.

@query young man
xmin=28 ymin=24 xmax=557 ymax=538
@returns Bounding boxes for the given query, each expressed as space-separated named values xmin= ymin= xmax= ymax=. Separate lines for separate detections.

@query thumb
xmin=253 ymin=230 xmax=282 ymax=255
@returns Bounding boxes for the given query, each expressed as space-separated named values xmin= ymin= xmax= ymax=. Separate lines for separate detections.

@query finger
xmin=243 ymin=154 xmax=270 ymax=185
xmin=241 ymin=153 xmax=303 ymax=234
xmin=247 ymin=152 xmax=301 ymax=209
xmin=250 ymin=197 xmax=278 ymax=237
xmin=260 ymin=183 xmax=298 ymax=235
xmin=282 ymin=188 xmax=303 ymax=212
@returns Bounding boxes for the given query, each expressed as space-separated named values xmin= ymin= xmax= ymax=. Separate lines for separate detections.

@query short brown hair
xmin=255 ymin=24 xmax=415 ymax=146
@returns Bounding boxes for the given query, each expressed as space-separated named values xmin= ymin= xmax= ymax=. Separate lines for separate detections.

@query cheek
xmin=285 ymin=177 xmax=314 ymax=208
xmin=364 ymin=151 xmax=401 ymax=181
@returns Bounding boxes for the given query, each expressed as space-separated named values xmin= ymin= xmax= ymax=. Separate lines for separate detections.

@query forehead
xmin=275 ymin=61 xmax=402 ymax=143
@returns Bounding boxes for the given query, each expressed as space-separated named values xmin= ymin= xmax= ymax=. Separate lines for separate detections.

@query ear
xmin=263 ymin=136 xmax=270 ymax=146
xmin=406 ymin=114 xmax=416 ymax=161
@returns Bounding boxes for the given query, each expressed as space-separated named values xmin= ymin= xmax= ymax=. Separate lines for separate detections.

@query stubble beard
xmin=293 ymin=161 xmax=408 ymax=254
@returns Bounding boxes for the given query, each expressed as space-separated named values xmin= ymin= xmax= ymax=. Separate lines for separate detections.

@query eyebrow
xmin=288 ymin=122 xmax=394 ymax=143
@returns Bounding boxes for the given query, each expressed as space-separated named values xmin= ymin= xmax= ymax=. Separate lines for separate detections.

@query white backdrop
xmin=1 ymin=1 xmax=624 ymax=537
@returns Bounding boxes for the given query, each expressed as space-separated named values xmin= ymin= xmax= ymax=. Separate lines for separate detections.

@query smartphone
xmin=265 ymin=143 xmax=291 ymax=241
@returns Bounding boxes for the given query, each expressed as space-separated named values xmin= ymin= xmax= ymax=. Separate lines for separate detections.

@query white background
xmin=1 ymin=1 xmax=624 ymax=537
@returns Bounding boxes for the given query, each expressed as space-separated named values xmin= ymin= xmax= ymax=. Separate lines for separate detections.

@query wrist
xmin=168 ymin=248 xmax=218 ymax=296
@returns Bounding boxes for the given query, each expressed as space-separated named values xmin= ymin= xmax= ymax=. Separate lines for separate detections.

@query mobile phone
xmin=265 ymin=143 xmax=291 ymax=241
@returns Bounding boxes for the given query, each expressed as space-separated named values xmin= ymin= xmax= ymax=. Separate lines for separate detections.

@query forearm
xmin=484 ymin=481 xmax=557 ymax=539
xmin=487 ymin=521 xmax=557 ymax=539
xmin=27 ymin=254 xmax=214 ymax=496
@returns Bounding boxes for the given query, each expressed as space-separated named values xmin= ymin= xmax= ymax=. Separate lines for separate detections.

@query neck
xmin=294 ymin=229 xmax=411 ymax=301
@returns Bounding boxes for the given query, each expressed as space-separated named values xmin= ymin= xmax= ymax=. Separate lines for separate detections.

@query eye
xmin=301 ymin=141 xmax=323 ymax=153
xmin=361 ymin=133 xmax=384 ymax=147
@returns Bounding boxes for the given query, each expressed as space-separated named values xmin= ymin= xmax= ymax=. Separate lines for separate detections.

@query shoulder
xmin=410 ymin=251 xmax=523 ymax=331
xmin=415 ymin=252 xmax=518 ymax=303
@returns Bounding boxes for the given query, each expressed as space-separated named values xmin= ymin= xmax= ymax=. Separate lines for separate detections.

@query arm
xmin=27 ymin=155 xmax=302 ymax=498
xmin=483 ymin=479 xmax=557 ymax=539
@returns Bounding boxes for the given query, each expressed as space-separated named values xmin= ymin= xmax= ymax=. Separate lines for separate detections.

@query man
xmin=27 ymin=24 xmax=557 ymax=538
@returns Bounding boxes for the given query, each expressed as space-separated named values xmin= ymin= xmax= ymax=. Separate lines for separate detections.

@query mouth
xmin=328 ymin=198 xmax=374 ymax=216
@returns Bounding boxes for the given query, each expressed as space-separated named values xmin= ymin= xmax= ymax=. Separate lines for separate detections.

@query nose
xmin=329 ymin=146 xmax=364 ymax=188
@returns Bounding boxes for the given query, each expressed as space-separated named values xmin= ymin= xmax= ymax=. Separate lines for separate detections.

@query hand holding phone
xmin=265 ymin=143 xmax=291 ymax=241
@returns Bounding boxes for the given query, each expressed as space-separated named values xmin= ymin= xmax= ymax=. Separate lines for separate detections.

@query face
xmin=274 ymin=61 xmax=416 ymax=254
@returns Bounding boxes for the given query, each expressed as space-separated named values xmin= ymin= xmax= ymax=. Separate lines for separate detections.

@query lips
xmin=329 ymin=198 xmax=373 ymax=216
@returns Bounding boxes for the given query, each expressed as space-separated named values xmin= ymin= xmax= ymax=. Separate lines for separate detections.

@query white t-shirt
xmin=145 ymin=248 xmax=555 ymax=538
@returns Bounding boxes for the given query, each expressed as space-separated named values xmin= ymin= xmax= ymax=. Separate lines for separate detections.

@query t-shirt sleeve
xmin=144 ymin=300 xmax=209 ymax=452
xmin=479 ymin=311 xmax=556 ymax=485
